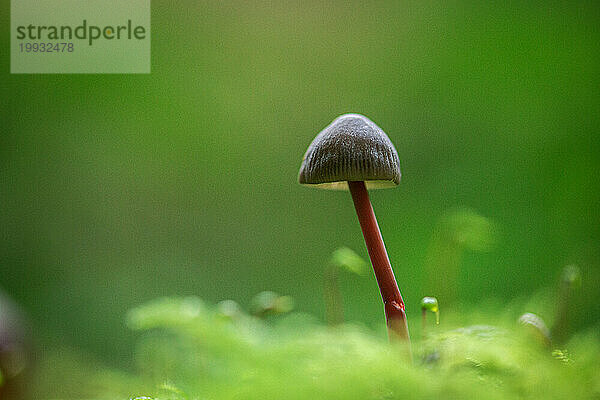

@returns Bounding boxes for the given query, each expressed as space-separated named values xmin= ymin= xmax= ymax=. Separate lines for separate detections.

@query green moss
xmin=28 ymin=296 xmax=599 ymax=400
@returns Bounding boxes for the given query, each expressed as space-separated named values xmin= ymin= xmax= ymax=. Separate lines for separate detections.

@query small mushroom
xmin=299 ymin=114 xmax=410 ymax=345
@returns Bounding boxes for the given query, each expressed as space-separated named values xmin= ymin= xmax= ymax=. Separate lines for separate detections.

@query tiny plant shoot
xmin=324 ymin=247 xmax=367 ymax=326
xmin=250 ymin=291 xmax=294 ymax=318
xmin=420 ymin=296 xmax=439 ymax=338
xmin=552 ymin=264 xmax=581 ymax=344
xmin=298 ymin=114 xmax=411 ymax=350
xmin=518 ymin=312 xmax=551 ymax=347
xmin=424 ymin=208 xmax=495 ymax=305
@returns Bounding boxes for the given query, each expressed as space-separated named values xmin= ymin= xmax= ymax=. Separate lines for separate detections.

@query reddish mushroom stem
xmin=348 ymin=181 xmax=411 ymax=344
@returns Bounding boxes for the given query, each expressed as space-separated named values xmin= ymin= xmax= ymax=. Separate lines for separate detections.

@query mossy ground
xmin=26 ymin=296 xmax=599 ymax=400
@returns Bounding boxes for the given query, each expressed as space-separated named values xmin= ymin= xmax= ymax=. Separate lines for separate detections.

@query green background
xmin=10 ymin=0 xmax=150 ymax=73
xmin=1 ymin=1 xmax=599 ymax=365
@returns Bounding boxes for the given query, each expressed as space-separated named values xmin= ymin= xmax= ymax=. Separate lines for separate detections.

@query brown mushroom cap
xmin=298 ymin=114 xmax=401 ymax=190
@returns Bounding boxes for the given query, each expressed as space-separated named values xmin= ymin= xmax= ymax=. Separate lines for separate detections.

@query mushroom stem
xmin=348 ymin=181 xmax=411 ymax=344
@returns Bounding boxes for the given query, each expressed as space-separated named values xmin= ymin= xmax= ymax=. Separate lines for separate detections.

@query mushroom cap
xmin=298 ymin=114 xmax=401 ymax=190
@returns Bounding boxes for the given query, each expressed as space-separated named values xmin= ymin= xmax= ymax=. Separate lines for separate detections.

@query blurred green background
xmin=1 ymin=1 xmax=599 ymax=366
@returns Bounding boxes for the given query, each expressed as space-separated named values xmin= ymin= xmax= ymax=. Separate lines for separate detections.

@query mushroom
xmin=298 ymin=113 xmax=410 ymax=344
